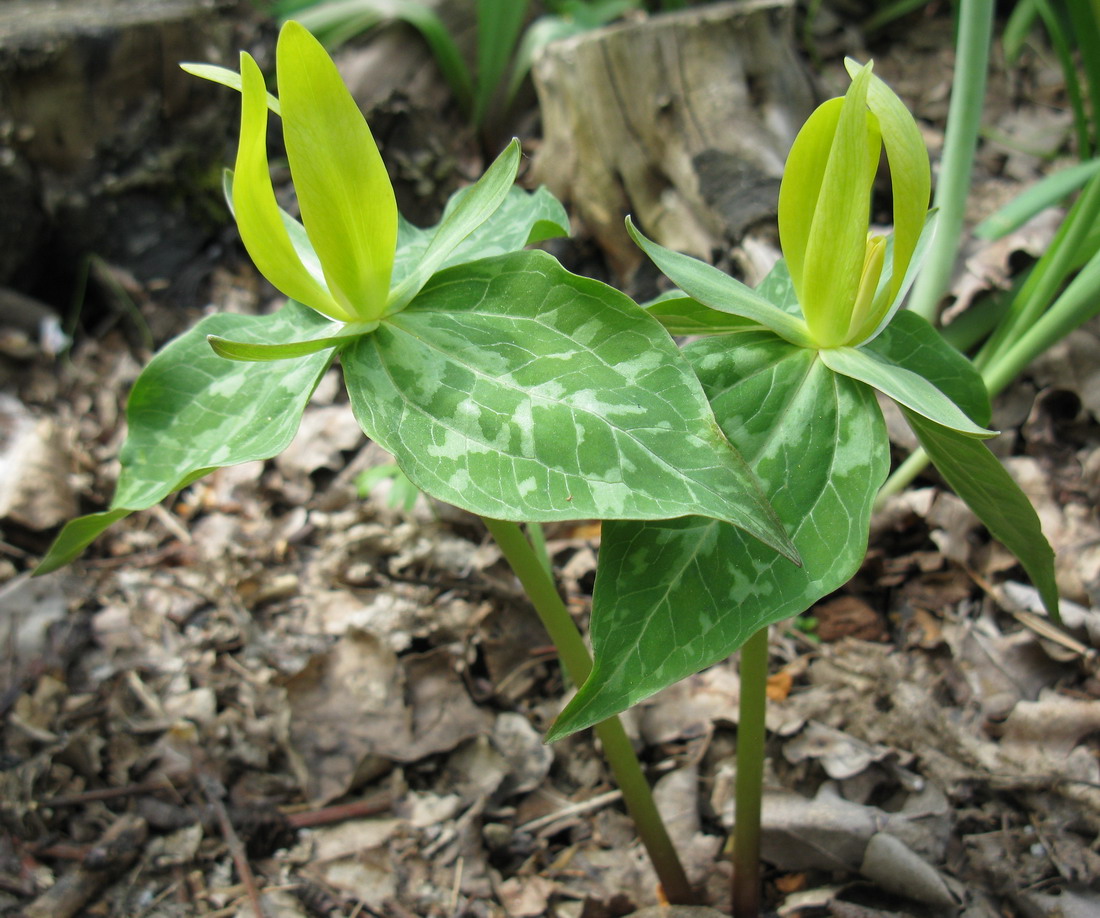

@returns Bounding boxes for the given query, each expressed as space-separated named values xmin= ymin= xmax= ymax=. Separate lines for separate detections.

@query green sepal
xmin=207 ymin=321 xmax=378 ymax=361
xmin=819 ymin=345 xmax=996 ymax=437
xmin=181 ymin=62 xmax=283 ymax=115
xmin=385 ymin=139 xmax=523 ymax=314
xmin=626 ymin=219 xmax=815 ymax=347
xmin=643 ymin=293 xmax=759 ymax=335
xmin=865 ymin=309 xmax=991 ymax=426
xmin=392 ymin=183 xmax=569 ymax=289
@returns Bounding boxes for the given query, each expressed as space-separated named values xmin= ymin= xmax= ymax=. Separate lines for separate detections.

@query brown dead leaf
xmin=782 ymin=721 xmax=895 ymax=781
xmin=1000 ymin=690 xmax=1100 ymax=771
xmin=775 ymin=872 xmax=808 ymax=894
xmin=767 ymin=669 xmax=794 ymax=701
xmin=943 ymin=611 xmax=1066 ymax=720
xmin=0 ymin=393 xmax=77 ymax=529
xmin=639 ymin=663 xmax=739 ymax=745
xmin=815 ymin=596 xmax=887 ymax=643
xmin=496 ymin=874 xmax=556 ymax=917
xmin=282 ymin=632 xmax=491 ymax=804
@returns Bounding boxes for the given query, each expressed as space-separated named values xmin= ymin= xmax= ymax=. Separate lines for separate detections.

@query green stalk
xmin=875 ymin=446 xmax=928 ymax=507
xmin=481 ymin=517 xmax=695 ymax=905
xmin=525 ymin=521 xmax=552 ymax=576
xmin=907 ymin=0 xmax=994 ymax=323
xmin=732 ymin=626 xmax=769 ymax=918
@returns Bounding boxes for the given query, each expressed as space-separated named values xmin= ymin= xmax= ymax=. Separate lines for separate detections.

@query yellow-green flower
xmin=778 ymin=61 xmax=931 ymax=348
xmin=233 ymin=21 xmax=397 ymax=324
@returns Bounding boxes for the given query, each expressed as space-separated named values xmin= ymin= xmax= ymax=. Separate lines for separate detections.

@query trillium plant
xmin=36 ymin=23 xmax=1057 ymax=917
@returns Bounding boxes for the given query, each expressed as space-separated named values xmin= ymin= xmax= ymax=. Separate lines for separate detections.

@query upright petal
xmin=277 ymin=21 xmax=397 ymax=323
xmin=859 ymin=62 xmax=931 ymax=307
xmin=778 ymin=97 xmax=842 ymax=315
xmin=801 ymin=65 xmax=880 ymax=347
xmin=233 ymin=52 xmax=347 ymax=320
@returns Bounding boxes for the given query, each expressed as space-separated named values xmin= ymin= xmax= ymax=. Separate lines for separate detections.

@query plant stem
xmin=526 ymin=521 xmax=552 ymax=576
xmin=480 ymin=517 xmax=694 ymax=905
xmin=907 ymin=0 xmax=994 ymax=323
xmin=732 ymin=626 xmax=769 ymax=918
xmin=875 ymin=446 xmax=929 ymax=509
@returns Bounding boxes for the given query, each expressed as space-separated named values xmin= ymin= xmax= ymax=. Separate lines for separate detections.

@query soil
xmin=2 ymin=2 xmax=1100 ymax=917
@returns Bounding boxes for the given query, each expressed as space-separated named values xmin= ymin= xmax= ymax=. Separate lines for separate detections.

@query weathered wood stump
xmin=532 ymin=0 xmax=816 ymax=277
xmin=0 ymin=0 xmax=252 ymax=295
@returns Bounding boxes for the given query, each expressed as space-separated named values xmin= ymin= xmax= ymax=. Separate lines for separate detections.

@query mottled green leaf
xmin=35 ymin=303 xmax=333 ymax=573
xmin=343 ymin=251 xmax=798 ymax=561
xmin=904 ymin=409 xmax=1059 ymax=619
xmin=550 ymin=331 xmax=888 ymax=738
xmin=820 ymin=345 xmax=995 ymax=437
xmin=35 ymin=509 xmax=134 ymax=576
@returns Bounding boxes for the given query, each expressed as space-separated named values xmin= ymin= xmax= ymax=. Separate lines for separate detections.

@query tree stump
xmin=532 ymin=0 xmax=816 ymax=277
xmin=0 ymin=0 xmax=252 ymax=297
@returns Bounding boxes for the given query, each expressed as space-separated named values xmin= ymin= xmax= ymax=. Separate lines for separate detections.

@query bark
xmin=532 ymin=0 xmax=816 ymax=277
xmin=0 ymin=0 xmax=253 ymax=292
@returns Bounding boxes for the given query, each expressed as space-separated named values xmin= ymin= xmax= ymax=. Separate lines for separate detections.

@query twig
xmin=283 ymin=791 xmax=393 ymax=829
xmin=22 ymin=814 xmax=147 ymax=918
xmin=39 ymin=779 xmax=180 ymax=809
xmin=516 ymin=788 xmax=624 ymax=836
xmin=199 ymin=773 xmax=267 ymax=918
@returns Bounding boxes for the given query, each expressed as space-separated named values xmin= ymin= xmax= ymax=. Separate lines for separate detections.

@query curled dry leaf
xmin=783 ymin=721 xmax=895 ymax=781
xmin=282 ymin=631 xmax=491 ymax=804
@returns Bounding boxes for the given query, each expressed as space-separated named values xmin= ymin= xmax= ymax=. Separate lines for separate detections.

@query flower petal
xmin=802 ymin=65 xmax=880 ymax=346
xmin=846 ymin=59 xmax=931 ymax=309
xmin=277 ymin=21 xmax=397 ymax=322
xmin=233 ymin=52 xmax=347 ymax=320
xmin=778 ymin=97 xmax=841 ymax=315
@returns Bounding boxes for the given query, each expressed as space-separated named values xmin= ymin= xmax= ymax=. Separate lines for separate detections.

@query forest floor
xmin=2 ymin=4 xmax=1100 ymax=917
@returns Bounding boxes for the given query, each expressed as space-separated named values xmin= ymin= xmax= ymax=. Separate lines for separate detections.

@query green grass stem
xmin=907 ymin=0 xmax=994 ymax=323
xmin=732 ymin=626 xmax=769 ymax=918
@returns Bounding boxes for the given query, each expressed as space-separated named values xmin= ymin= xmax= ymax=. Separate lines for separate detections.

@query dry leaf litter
xmin=2 ymin=8 xmax=1100 ymax=918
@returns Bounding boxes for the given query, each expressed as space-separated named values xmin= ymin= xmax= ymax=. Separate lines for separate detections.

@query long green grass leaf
xmin=291 ymin=0 xmax=475 ymax=115
xmin=474 ymin=0 xmax=530 ymax=125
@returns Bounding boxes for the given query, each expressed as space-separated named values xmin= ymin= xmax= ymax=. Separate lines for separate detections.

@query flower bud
xmin=778 ymin=61 xmax=930 ymax=348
